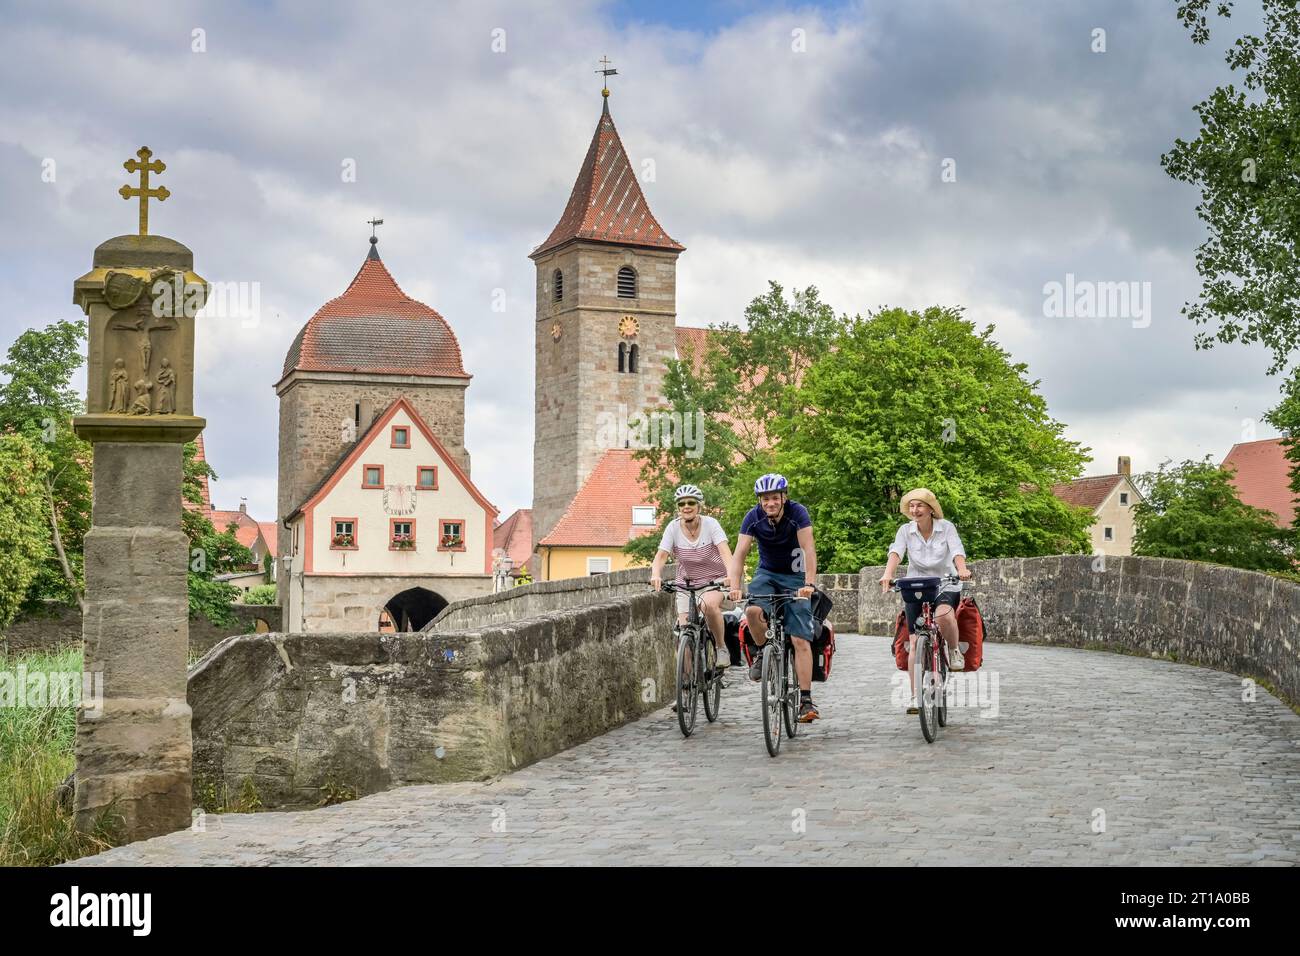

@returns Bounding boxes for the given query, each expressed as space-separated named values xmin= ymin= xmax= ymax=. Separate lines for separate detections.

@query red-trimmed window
xmin=362 ymin=464 xmax=384 ymax=488
xmin=417 ymin=466 xmax=438 ymax=490
xmin=439 ymin=519 xmax=466 ymax=552
xmin=331 ymin=518 xmax=358 ymax=550
xmin=390 ymin=519 xmax=416 ymax=551
xmin=391 ymin=426 xmax=410 ymax=448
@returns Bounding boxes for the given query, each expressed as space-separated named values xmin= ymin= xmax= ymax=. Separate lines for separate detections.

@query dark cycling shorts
xmin=747 ymin=568 xmax=814 ymax=640
xmin=903 ymin=590 xmax=959 ymax=635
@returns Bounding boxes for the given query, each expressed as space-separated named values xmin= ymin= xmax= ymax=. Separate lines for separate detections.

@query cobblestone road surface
xmin=74 ymin=637 xmax=1299 ymax=866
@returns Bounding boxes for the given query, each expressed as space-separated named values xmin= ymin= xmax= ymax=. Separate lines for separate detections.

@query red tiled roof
xmin=258 ymin=521 xmax=278 ymax=555
xmin=494 ymin=508 xmax=534 ymax=574
xmin=210 ymin=509 xmax=265 ymax=552
xmin=539 ymin=450 xmax=658 ymax=547
xmin=531 ymin=99 xmax=684 ymax=259
xmin=1051 ymin=475 xmax=1123 ymax=511
xmin=1222 ymin=438 xmax=1297 ymax=527
xmin=280 ymin=246 xmax=469 ymax=382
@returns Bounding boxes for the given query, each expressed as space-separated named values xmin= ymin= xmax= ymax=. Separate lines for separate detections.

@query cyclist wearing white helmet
xmin=727 ymin=473 xmax=822 ymax=722
xmin=651 ymin=484 xmax=737 ymax=669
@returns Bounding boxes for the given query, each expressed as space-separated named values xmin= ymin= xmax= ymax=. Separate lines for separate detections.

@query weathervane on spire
xmin=367 ymin=217 xmax=383 ymax=259
xmin=596 ymin=56 xmax=618 ymax=98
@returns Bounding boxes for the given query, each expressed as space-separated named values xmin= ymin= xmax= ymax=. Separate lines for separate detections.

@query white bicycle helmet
xmin=753 ymin=473 xmax=788 ymax=495
xmin=674 ymin=484 xmax=704 ymax=503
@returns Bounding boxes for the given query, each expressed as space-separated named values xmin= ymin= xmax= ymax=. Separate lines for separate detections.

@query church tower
xmin=530 ymin=88 xmax=685 ymax=548
xmin=275 ymin=233 xmax=472 ymax=604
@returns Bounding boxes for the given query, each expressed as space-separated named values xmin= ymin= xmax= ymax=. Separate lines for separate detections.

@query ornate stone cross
xmin=119 ymin=147 xmax=170 ymax=236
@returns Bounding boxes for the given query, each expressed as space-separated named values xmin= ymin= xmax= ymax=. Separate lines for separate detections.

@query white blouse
xmin=889 ymin=519 xmax=966 ymax=593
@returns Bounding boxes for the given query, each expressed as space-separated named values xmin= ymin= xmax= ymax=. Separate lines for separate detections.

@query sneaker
xmin=798 ymin=699 xmax=820 ymax=723
xmin=748 ymin=657 xmax=763 ymax=682
xmin=713 ymin=653 xmax=730 ymax=671
xmin=906 ymin=696 xmax=919 ymax=715
xmin=949 ymin=647 xmax=965 ymax=671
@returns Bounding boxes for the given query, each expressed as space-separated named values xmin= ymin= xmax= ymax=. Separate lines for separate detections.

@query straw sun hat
xmin=900 ymin=488 xmax=943 ymax=520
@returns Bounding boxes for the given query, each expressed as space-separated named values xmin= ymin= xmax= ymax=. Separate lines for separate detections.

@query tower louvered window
xmin=617 ymin=266 xmax=637 ymax=298
xmin=553 ymin=269 xmax=563 ymax=301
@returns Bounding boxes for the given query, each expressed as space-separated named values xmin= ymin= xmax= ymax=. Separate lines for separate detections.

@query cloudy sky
xmin=0 ymin=0 xmax=1283 ymax=522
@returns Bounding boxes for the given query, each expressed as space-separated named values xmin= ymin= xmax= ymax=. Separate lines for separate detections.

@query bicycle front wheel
xmin=703 ymin=638 xmax=721 ymax=723
xmin=782 ymin=640 xmax=799 ymax=739
xmin=918 ymin=635 xmax=938 ymax=744
xmin=676 ymin=629 xmax=699 ymax=737
xmin=761 ymin=643 xmax=782 ymax=757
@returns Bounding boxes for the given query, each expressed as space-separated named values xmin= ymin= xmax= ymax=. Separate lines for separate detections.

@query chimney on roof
xmin=239 ymin=497 xmax=247 ymax=513
xmin=1117 ymin=456 xmax=1131 ymax=476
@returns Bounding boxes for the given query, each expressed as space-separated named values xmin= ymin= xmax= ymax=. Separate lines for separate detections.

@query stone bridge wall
xmin=190 ymin=591 xmax=675 ymax=808
xmin=857 ymin=555 xmax=1299 ymax=707
xmin=0 ymin=601 xmax=281 ymax=658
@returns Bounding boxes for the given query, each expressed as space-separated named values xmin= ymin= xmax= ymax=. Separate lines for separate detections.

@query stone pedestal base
xmin=75 ymin=443 xmax=192 ymax=842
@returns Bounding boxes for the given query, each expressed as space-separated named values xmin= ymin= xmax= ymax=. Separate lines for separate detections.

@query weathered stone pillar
xmin=72 ymin=204 xmax=208 ymax=841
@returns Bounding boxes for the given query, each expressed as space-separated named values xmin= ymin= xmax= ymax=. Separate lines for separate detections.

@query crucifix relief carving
xmin=107 ymin=299 xmax=179 ymax=415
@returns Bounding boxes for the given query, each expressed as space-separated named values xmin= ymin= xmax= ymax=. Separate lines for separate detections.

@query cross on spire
xmin=366 ymin=217 xmax=384 ymax=259
xmin=119 ymin=147 xmax=170 ymax=236
xmin=595 ymin=56 xmax=618 ymax=99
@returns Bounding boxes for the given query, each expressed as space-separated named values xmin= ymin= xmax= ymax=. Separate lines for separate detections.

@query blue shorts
xmin=747 ymin=568 xmax=814 ymax=640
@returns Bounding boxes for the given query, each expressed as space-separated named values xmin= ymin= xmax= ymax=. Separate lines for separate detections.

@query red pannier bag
xmin=738 ymin=617 xmax=837 ymax=682
xmin=956 ymin=596 xmax=985 ymax=671
xmin=891 ymin=610 xmax=909 ymax=670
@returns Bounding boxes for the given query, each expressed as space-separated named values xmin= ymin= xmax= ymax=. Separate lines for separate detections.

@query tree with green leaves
xmin=774 ymin=307 xmax=1093 ymax=572
xmin=626 ymin=283 xmax=846 ymax=562
xmin=0 ymin=320 xmax=92 ymax=613
xmin=182 ymin=441 xmax=253 ymax=626
xmin=1161 ymin=0 xmax=1300 ymax=374
xmin=0 ymin=433 xmax=55 ymax=627
xmin=1133 ymin=456 xmax=1293 ymax=570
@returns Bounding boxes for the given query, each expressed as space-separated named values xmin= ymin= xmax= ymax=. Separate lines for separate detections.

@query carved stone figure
xmin=155 ymin=359 xmax=176 ymax=414
xmin=129 ymin=378 xmax=153 ymax=415
xmin=108 ymin=358 xmax=130 ymax=413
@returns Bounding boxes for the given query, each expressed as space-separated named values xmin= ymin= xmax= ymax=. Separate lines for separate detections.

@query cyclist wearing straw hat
xmin=878 ymin=488 xmax=972 ymax=713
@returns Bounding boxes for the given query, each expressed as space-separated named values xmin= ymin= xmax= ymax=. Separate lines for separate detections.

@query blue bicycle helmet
xmin=754 ymin=473 xmax=788 ymax=495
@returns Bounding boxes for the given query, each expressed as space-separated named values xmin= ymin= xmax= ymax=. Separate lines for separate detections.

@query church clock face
xmin=551 ymin=321 xmax=562 ymax=342
xmin=618 ymin=315 xmax=639 ymax=337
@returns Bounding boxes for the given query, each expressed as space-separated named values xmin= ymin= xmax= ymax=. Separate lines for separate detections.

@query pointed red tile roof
xmin=1222 ymin=438 xmax=1297 ymax=527
xmin=539 ymin=450 xmax=658 ymax=547
xmin=531 ymin=98 xmax=684 ymax=259
xmin=279 ymin=243 xmax=469 ymax=383
xmin=494 ymin=508 xmax=535 ymax=574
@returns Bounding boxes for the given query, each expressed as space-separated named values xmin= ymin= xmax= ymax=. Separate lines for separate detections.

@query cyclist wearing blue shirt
xmin=727 ymin=473 xmax=821 ymax=723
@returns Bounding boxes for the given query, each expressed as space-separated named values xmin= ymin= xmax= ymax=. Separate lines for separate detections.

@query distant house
xmin=493 ymin=508 xmax=536 ymax=582
xmin=188 ymin=434 xmax=276 ymax=595
xmin=1222 ymin=438 xmax=1297 ymax=528
xmin=536 ymin=450 xmax=659 ymax=580
xmin=1052 ymin=456 xmax=1144 ymax=555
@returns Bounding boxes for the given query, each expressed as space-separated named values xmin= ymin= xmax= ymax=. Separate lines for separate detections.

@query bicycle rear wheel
xmin=675 ymin=629 xmax=699 ymax=737
xmin=782 ymin=640 xmax=799 ymax=738
xmin=918 ymin=634 xmax=938 ymax=743
xmin=703 ymin=638 xmax=721 ymax=723
xmin=761 ymin=643 xmax=782 ymax=756
xmin=936 ymin=641 xmax=949 ymax=728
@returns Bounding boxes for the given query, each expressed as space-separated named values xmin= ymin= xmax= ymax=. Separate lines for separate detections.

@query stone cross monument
xmin=71 ymin=147 xmax=207 ymax=841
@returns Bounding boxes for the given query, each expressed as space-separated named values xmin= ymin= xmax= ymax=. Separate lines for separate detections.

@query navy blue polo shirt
xmin=740 ymin=500 xmax=812 ymax=574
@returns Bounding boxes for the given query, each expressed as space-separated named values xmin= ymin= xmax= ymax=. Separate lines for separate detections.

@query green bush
xmin=242 ymin=584 xmax=278 ymax=605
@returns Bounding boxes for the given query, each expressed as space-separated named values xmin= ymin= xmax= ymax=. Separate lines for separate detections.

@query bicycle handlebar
xmin=656 ymin=581 xmax=728 ymax=594
xmin=888 ymin=573 xmax=964 ymax=592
